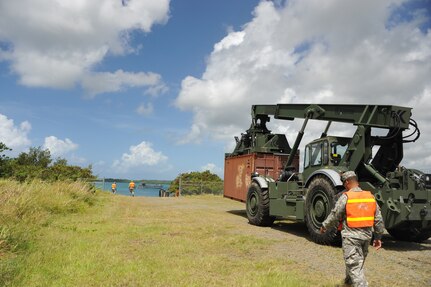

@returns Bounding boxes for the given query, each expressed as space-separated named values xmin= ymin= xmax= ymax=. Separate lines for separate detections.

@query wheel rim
xmin=247 ymin=190 xmax=259 ymax=216
xmin=309 ymin=189 xmax=330 ymax=229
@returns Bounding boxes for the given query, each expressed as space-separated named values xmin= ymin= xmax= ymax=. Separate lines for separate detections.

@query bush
xmin=0 ymin=143 xmax=95 ymax=182
xmin=168 ymin=170 xmax=223 ymax=195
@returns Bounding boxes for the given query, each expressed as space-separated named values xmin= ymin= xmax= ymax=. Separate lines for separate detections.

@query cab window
xmin=331 ymin=141 xmax=348 ymax=165
xmin=304 ymin=146 xmax=310 ymax=168
xmin=310 ymin=142 xmax=322 ymax=166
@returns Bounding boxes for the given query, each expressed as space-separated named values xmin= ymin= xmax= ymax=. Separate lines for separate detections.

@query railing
xmin=179 ymin=179 xmax=224 ymax=196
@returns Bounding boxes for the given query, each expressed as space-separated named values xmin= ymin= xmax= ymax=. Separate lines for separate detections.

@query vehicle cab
xmin=302 ymin=136 xmax=350 ymax=180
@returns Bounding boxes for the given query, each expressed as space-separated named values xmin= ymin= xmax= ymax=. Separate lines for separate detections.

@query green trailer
xmin=225 ymin=104 xmax=431 ymax=244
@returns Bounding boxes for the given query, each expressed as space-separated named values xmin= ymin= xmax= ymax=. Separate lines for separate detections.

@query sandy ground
xmin=147 ymin=195 xmax=431 ymax=287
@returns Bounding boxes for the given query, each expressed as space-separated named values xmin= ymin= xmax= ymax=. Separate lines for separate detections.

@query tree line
xmin=0 ymin=142 xmax=95 ymax=182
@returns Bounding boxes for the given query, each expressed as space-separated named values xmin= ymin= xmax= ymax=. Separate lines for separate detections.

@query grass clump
xmin=0 ymin=179 xmax=97 ymax=285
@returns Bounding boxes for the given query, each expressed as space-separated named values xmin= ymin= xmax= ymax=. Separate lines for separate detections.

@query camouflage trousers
xmin=342 ymin=237 xmax=369 ymax=287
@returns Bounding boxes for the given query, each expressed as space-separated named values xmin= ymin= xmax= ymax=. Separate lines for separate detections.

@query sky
xmin=0 ymin=0 xmax=430 ymax=180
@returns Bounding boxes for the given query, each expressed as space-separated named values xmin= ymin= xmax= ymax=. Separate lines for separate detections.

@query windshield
xmin=331 ymin=142 xmax=348 ymax=158
xmin=331 ymin=141 xmax=348 ymax=164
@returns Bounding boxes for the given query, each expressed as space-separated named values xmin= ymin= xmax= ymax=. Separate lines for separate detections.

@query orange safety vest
xmin=129 ymin=182 xmax=135 ymax=189
xmin=112 ymin=183 xmax=116 ymax=189
xmin=344 ymin=190 xmax=376 ymax=228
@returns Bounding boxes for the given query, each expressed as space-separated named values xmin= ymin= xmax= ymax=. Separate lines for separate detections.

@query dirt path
xmin=155 ymin=195 xmax=431 ymax=287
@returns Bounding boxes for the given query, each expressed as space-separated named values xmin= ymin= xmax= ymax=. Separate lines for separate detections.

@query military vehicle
xmin=224 ymin=104 xmax=431 ymax=244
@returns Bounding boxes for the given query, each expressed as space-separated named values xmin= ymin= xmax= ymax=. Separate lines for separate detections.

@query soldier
xmin=129 ymin=180 xmax=135 ymax=197
xmin=320 ymin=171 xmax=384 ymax=287
xmin=111 ymin=182 xmax=117 ymax=194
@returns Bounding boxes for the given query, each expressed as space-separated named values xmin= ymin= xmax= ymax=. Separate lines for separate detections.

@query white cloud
xmin=176 ymin=0 xmax=431 ymax=170
xmin=214 ymin=31 xmax=245 ymax=52
xmin=81 ymin=70 xmax=165 ymax=97
xmin=0 ymin=0 xmax=170 ymax=95
xmin=176 ymin=123 xmax=203 ymax=145
xmin=403 ymin=87 xmax=431 ymax=170
xmin=43 ymin=136 xmax=78 ymax=157
xmin=136 ymin=102 xmax=154 ymax=117
xmin=69 ymin=155 xmax=87 ymax=165
xmin=112 ymin=141 xmax=168 ymax=172
xmin=144 ymin=83 xmax=169 ymax=97
xmin=0 ymin=113 xmax=31 ymax=150
xmin=201 ymin=163 xmax=222 ymax=175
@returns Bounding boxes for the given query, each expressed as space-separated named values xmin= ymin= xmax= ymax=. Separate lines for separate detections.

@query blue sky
xmin=0 ymin=0 xmax=260 ymax=179
xmin=0 ymin=0 xmax=430 ymax=179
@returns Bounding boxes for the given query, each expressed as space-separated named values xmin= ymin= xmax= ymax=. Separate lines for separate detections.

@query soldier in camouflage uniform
xmin=320 ymin=171 xmax=384 ymax=287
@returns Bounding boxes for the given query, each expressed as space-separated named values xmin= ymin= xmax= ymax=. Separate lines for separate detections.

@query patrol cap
xmin=341 ymin=171 xmax=357 ymax=183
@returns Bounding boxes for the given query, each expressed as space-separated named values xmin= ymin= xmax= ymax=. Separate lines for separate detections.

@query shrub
xmin=0 ymin=142 xmax=95 ymax=182
xmin=168 ymin=170 xmax=223 ymax=195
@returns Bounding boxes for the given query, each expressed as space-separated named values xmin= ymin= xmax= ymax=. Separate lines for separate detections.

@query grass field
xmin=0 ymin=181 xmax=330 ymax=286
xmin=0 ymin=180 xmax=97 ymax=286
xmin=1 ymin=181 xmax=430 ymax=286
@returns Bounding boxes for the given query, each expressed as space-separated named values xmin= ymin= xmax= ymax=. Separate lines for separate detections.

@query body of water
xmin=94 ymin=181 xmax=170 ymax=197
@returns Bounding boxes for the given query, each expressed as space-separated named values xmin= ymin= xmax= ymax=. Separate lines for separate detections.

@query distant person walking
xmin=320 ymin=171 xmax=384 ymax=287
xmin=111 ymin=182 xmax=117 ymax=194
xmin=129 ymin=181 xmax=135 ymax=197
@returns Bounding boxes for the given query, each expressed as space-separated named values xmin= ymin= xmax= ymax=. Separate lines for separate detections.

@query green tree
xmin=16 ymin=147 xmax=52 ymax=168
xmin=4 ymin=146 xmax=95 ymax=182
xmin=47 ymin=164 xmax=95 ymax=181
xmin=169 ymin=170 xmax=223 ymax=195
xmin=0 ymin=142 xmax=11 ymax=155
xmin=0 ymin=142 xmax=12 ymax=178
xmin=53 ymin=157 xmax=68 ymax=166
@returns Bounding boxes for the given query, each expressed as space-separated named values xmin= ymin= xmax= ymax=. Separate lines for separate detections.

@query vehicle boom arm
xmin=252 ymin=104 xmax=412 ymax=173
xmin=252 ymin=104 xmax=411 ymax=129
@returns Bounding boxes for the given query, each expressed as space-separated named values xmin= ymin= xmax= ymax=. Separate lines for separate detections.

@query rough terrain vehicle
xmin=224 ymin=104 xmax=431 ymax=244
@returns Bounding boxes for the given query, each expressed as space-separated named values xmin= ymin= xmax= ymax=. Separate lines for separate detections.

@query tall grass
xmin=0 ymin=179 xmax=97 ymax=285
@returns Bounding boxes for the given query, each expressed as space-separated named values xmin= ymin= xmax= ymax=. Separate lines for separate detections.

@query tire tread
xmin=305 ymin=176 xmax=341 ymax=245
xmin=246 ymin=182 xmax=275 ymax=227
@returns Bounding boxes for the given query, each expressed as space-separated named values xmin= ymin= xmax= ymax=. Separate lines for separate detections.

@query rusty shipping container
xmin=224 ymin=153 xmax=299 ymax=202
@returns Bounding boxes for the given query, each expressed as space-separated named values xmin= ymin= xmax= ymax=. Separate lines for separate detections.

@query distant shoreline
xmin=94 ymin=178 xmax=172 ymax=184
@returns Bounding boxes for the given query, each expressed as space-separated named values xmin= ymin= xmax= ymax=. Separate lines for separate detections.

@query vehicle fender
xmin=305 ymin=169 xmax=343 ymax=187
xmin=252 ymin=176 xmax=274 ymax=189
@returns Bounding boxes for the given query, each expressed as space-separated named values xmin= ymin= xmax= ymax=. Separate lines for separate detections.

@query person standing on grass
xmin=320 ymin=171 xmax=384 ymax=287
xmin=111 ymin=182 xmax=117 ymax=194
xmin=129 ymin=180 xmax=135 ymax=197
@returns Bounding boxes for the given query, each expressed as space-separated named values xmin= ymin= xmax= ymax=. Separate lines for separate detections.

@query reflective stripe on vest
xmin=345 ymin=190 xmax=376 ymax=228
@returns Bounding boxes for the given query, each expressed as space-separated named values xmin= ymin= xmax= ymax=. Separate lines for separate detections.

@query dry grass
xmin=0 ymin=179 xmax=96 ymax=285
xmin=2 ymin=187 xmax=429 ymax=286
xmin=3 ymin=192 xmax=328 ymax=286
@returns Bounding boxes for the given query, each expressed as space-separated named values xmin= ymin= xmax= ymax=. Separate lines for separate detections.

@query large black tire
xmin=388 ymin=227 xmax=431 ymax=243
xmin=246 ymin=182 xmax=275 ymax=227
xmin=305 ymin=176 xmax=341 ymax=245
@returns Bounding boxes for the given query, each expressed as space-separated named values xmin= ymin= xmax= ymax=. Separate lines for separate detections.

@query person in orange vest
xmin=320 ymin=171 xmax=384 ymax=287
xmin=111 ymin=182 xmax=117 ymax=194
xmin=129 ymin=180 xmax=135 ymax=197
